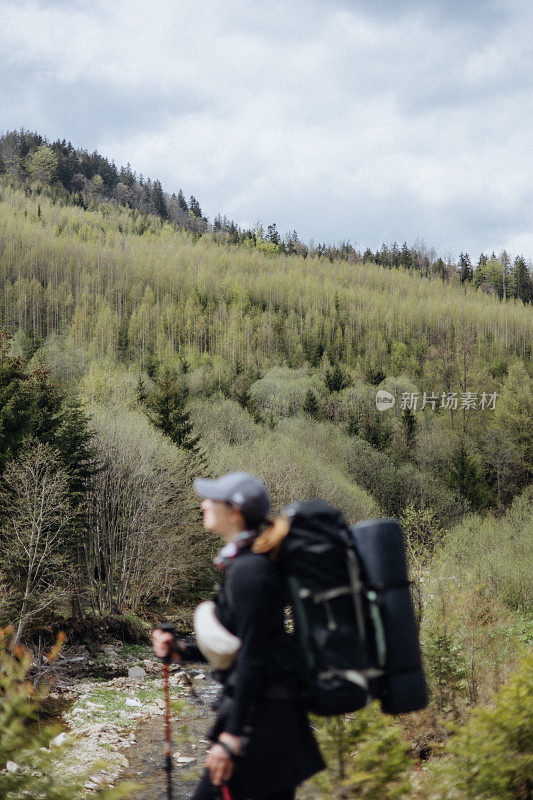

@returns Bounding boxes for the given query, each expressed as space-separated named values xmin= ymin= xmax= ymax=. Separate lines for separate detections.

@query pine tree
xmin=0 ymin=337 xmax=34 ymax=473
xmin=447 ymin=440 xmax=491 ymax=510
xmin=513 ymin=255 xmax=532 ymax=303
xmin=177 ymin=189 xmax=188 ymax=212
xmin=151 ymin=179 xmax=167 ymax=219
xmin=324 ymin=363 xmax=350 ymax=392
xmin=401 ymin=406 xmax=417 ymax=453
xmin=302 ymin=389 xmax=320 ymax=418
xmin=146 ymin=371 xmax=201 ymax=453
xmin=189 ymin=195 xmax=202 ymax=218
xmin=459 ymin=252 xmax=473 ymax=283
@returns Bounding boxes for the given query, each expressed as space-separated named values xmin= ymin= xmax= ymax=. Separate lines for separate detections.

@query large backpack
xmin=254 ymin=499 xmax=428 ymax=716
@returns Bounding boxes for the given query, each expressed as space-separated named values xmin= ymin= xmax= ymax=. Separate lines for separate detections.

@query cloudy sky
xmin=2 ymin=0 xmax=532 ymax=258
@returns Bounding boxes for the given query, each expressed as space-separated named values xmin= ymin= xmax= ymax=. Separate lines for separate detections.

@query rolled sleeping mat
xmin=350 ymin=518 xmax=408 ymax=586
xmin=350 ymin=519 xmax=428 ymax=714
xmin=381 ymin=670 xmax=428 ymax=715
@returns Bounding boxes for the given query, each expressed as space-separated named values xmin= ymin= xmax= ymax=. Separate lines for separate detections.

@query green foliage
xmin=428 ymin=654 xmax=533 ymax=800
xmin=302 ymin=388 xmax=320 ymax=418
xmin=424 ymin=625 xmax=467 ymax=715
xmin=440 ymin=485 xmax=533 ymax=613
xmin=446 ymin=440 xmax=491 ymax=511
xmin=313 ymin=703 xmax=413 ymax=800
xmin=0 ymin=629 xmax=134 ymax=799
xmin=25 ymin=145 xmax=58 ymax=185
xmin=400 ymin=503 xmax=441 ymax=559
xmin=145 ymin=368 xmax=201 ymax=453
xmin=325 ymin=363 xmax=351 ymax=392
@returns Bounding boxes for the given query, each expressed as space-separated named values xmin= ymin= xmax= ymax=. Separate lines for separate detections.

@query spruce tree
xmin=459 ymin=252 xmax=473 ymax=283
xmin=513 ymin=255 xmax=532 ymax=303
xmin=302 ymin=389 xmax=320 ymax=418
xmin=146 ymin=370 xmax=201 ymax=453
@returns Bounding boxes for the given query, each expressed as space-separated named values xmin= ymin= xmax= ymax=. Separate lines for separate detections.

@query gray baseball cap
xmin=193 ymin=471 xmax=270 ymax=526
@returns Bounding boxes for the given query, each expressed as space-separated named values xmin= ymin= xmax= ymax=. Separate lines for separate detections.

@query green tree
xmin=0 ymin=337 xmax=34 ymax=473
xmin=325 ymin=363 xmax=350 ymax=392
xmin=303 ymin=388 xmax=320 ymax=418
xmin=512 ymin=255 xmax=532 ymax=304
xmin=151 ymin=179 xmax=167 ymax=218
xmin=189 ymin=195 xmax=202 ymax=218
xmin=146 ymin=369 xmax=201 ymax=453
xmin=25 ymin=145 xmax=58 ymax=184
xmin=314 ymin=703 xmax=413 ymax=800
xmin=459 ymin=252 xmax=473 ymax=283
xmin=424 ymin=624 xmax=467 ymax=716
xmin=428 ymin=654 xmax=533 ymax=800
xmin=447 ymin=441 xmax=491 ymax=511
xmin=400 ymin=406 xmax=416 ymax=453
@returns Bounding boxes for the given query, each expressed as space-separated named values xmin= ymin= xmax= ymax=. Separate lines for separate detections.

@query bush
xmin=249 ymin=366 xmax=324 ymax=418
xmin=427 ymin=653 xmax=533 ymax=800
xmin=440 ymin=486 xmax=533 ymax=613
xmin=0 ymin=628 xmax=133 ymax=799
xmin=313 ymin=703 xmax=413 ymax=800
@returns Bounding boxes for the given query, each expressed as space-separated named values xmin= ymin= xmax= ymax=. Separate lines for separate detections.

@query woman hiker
xmin=152 ymin=471 xmax=325 ymax=800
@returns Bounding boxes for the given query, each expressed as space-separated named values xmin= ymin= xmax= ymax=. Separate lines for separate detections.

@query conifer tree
xmin=146 ymin=369 xmax=201 ymax=453
xmin=459 ymin=252 xmax=473 ymax=283
xmin=189 ymin=195 xmax=202 ymax=218
xmin=325 ymin=363 xmax=350 ymax=392
xmin=513 ymin=255 xmax=532 ymax=303
xmin=447 ymin=440 xmax=491 ymax=510
xmin=302 ymin=388 xmax=320 ymax=418
xmin=177 ymin=189 xmax=188 ymax=212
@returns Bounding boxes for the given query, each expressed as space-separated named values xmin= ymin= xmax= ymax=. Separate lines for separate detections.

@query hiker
xmin=152 ymin=471 xmax=325 ymax=800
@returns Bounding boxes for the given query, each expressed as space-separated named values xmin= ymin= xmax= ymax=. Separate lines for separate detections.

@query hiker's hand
xmin=152 ymin=628 xmax=181 ymax=661
xmin=206 ymin=743 xmax=234 ymax=785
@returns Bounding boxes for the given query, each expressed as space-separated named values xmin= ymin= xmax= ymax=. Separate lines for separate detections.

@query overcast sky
xmin=2 ymin=0 xmax=533 ymax=258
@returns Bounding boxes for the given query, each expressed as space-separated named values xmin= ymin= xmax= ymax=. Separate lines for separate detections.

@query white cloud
xmin=1 ymin=0 xmax=532 ymax=256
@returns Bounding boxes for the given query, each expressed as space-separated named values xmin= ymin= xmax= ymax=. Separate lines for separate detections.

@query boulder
xmin=127 ymin=666 xmax=146 ymax=679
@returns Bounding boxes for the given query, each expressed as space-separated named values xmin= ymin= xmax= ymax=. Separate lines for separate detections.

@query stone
xmin=51 ymin=732 xmax=68 ymax=747
xmin=125 ymin=697 xmax=142 ymax=707
xmin=6 ymin=761 xmax=19 ymax=774
xmin=127 ymin=666 xmax=146 ymax=679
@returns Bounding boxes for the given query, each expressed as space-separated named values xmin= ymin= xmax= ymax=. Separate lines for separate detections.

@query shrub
xmin=313 ymin=703 xmax=413 ymax=800
xmin=0 ymin=628 xmax=133 ymax=799
xmin=427 ymin=653 xmax=533 ymax=800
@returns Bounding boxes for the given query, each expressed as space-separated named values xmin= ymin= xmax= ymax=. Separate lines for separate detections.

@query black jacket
xmin=185 ymin=546 xmax=325 ymax=796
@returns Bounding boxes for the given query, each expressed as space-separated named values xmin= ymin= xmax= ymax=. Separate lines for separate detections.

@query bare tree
xmin=83 ymin=410 xmax=215 ymax=615
xmin=0 ymin=442 xmax=74 ymax=645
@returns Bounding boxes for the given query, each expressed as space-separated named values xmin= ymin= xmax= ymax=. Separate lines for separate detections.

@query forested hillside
xmin=0 ymin=156 xmax=532 ymax=798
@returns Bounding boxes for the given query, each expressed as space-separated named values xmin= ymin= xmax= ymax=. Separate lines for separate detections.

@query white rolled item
xmin=193 ymin=600 xmax=241 ymax=670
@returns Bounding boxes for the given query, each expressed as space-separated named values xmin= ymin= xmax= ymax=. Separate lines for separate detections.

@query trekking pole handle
xmin=157 ymin=621 xmax=176 ymax=665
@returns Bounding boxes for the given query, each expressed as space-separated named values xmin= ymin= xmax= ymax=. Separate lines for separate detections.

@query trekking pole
xmin=221 ymin=785 xmax=233 ymax=800
xmin=158 ymin=622 xmax=175 ymax=800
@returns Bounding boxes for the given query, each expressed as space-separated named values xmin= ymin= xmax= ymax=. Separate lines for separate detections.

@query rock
xmin=6 ymin=761 xmax=19 ymax=774
xmin=103 ymin=645 xmax=118 ymax=656
xmin=125 ymin=697 xmax=142 ymax=708
xmin=51 ymin=732 xmax=68 ymax=747
xmin=175 ymin=756 xmax=195 ymax=765
xmin=155 ymin=698 xmax=166 ymax=709
xmin=127 ymin=666 xmax=146 ymax=679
